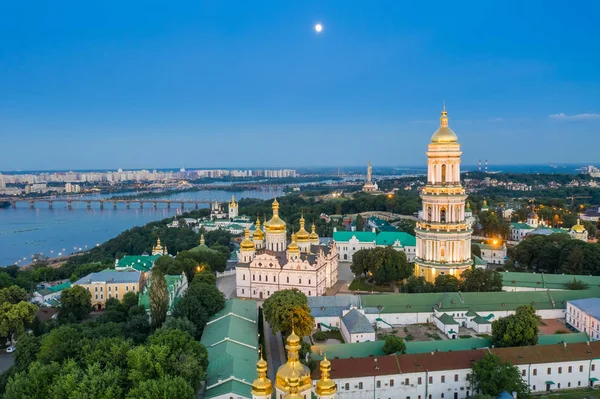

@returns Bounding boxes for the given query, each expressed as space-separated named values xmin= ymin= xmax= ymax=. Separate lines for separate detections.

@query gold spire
xmin=240 ymin=229 xmax=255 ymax=251
xmin=296 ymin=213 xmax=310 ymax=243
xmin=253 ymin=215 xmax=265 ymax=240
xmin=200 ymin=234 xmax=205 ymax=246
xmin=275 ymin=328 xmax=311 ymax=393
xmin=309 ymin=221 xmax=319 ymax=243
xmin=265 ymin=198 xmax=286 ymax=232
xmin=315 ymin=353 xmax=337 ymax=397
xmin=431 ymin=106 xmax=458 ymax=144
xmin=572 ymin=218 xmax=586 ymax=233
xmin=251 ymin=348 xmax=273 ymax=396
xmin=230 ymin=194 xmax=237 ymax=207
xmin=287 ymin=231 xmax=300 ymax=253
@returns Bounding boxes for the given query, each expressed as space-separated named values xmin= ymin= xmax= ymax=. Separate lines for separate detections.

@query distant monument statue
xmin=362 ymin=161 xmax=378 ymax=192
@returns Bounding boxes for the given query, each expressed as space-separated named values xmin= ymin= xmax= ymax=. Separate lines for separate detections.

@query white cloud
xmin=549 ymin=113 xmax=600 ymax=121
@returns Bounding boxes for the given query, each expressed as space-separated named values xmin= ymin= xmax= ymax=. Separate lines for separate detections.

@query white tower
xmin=264 ymin=199 xmax=287 ymax=252
xmin=527 ymin=203 xmax=539 ymax=228
xmin=414 ymin=107 xmax=472 ymax=282
xmin=228 ymin=195 xmax=239 ymax=219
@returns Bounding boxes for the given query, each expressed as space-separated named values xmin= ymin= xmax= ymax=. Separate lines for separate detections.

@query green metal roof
xmin=465 ymin=309 xmax=478 ymax=317
xmin=205 ymin=341 xmax=256 ymax=395
xmin=201 ymin=315 xmax=258 ymax=348
xmin=359 ymin=289 xmax=600 ymax=314
xmin=333 ymin=231 xmax=376 ymax=243
xmin=537 ymin=333 xmax=589 ymax=345
xmin=501 ymin=272 xmax=600 ymax=290
xmin=473 ymin=255 xmax=487 ymax=266
xmin=376 ymin=232 xmax=416 ymax=247
xmin=48 ymin=282 xmax=71 ymax=292
xmin=204 ymin=380 xmax=252 ymax=399
xmin=437 ymin=313 xmax=458 ymax=326
xmin=116 ymin=255 xmax=160 ymax=272
xmin=210 ymin=298 xmax=258 ymax=323
xmin=472 ymin=315 xmax=491 ymax=324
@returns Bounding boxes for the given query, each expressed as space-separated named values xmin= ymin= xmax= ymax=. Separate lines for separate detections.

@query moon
xmin=315 ymin=23 xmax=323 ymax=33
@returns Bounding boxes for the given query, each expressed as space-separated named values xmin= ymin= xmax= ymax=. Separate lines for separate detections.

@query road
xmin=0 ymin=354 xmax=14 ymax=374
xmin=264 ymin=318 xmax=285 ymax=383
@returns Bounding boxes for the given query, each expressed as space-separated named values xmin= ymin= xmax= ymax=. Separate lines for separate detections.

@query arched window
xmin=441 ymin=164 xmax=446 ymax=184
xmin=440 ymin=208 xmax=447 ymax=223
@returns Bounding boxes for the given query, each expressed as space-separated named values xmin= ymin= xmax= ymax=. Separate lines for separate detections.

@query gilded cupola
xmin=431 ymin=106 xmax=458 ymax=144
xmin=264 ymin=198 xmax=287 ymax=232
xmin=251 ymin=348 xmax=273 ymax=397
xmin=315 ymin=353 xmax=337 ymax=397
xmin=240 ymin=229 xmax=255 ymax=251
xmin=275 ymin=329 xmax=311 ymax=394
xmin=295 ymin=214 xmax=310 ymax=243
xmin=253 ymin=216 xmax=265 ymax=241
xmin=287 ymin=232 xmax=300 ymax=253
xmin=309 ymin=222 xmax=320 ymax=244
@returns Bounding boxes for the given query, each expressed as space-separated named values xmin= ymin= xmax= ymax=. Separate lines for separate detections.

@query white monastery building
xmin=236 ymin=200 xmax=339 ymax=299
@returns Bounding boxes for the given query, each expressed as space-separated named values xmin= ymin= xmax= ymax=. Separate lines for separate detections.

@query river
xmin=0 ymin=188 xmax=282 ymax=266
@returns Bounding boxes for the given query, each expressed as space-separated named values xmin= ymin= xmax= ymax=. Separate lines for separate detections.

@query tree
xmin=125 ymin=375 xmax=195 ymax=399
xmin=434 ymin=274 xmax=460 ymax=292
xmin=468 ymin=353 xmax=529 ymax=398
xmin=59 ymin=285 xmax=92 ymax=321
xmin=4 ymin=361 xmax=61 ymax=399
xmin=172 ymin=282 xmax=225 ymax=337
xmin=401 ymin=275 xmax=434 ymax=293
xmin=382 ymin=335 xmax=406 ymax=355
xmin=149 ymin=271 xmax=169 ymax=329
xmin=13 ymin=333 xmax=40 ymax=373
xmin=369 ymin=247 xmax=411 ymax=285
xmin=460 ymin=268 xmax=503 ymax=292
xmin=193 ymin=270 xmax=217 ymax=286
xmin=351 ymin=249 xmax=370 ymax=277
xmin=0 ymin=301 xmax=38 ymax=344
xmin=122 ymin=291 xmax=140 ymax=312
xmin=263 ymin=289 xmax=314 ymax=336
xmin=162 ymin=317 xmax=197 ymax=338
xmin=0 ymin=286 xmax=28 ymax=304
xmin=37 ymin=325 xmax=84 ymax=364
xmin=48 ymin=361 xmax=124 ymax=399
xmin=355 ymin=214 xmax=365 ymax=231
xmin=146 ymin=327 xmax=209 ymax=388
xmin=123 ymin=315 xmax=152 ymax=344
xmin=492 ymin=305 xmax=539 ymax=348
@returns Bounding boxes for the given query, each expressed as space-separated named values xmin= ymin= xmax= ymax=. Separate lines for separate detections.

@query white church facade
xmin=236 ymin=200 xmax=339 ymax=300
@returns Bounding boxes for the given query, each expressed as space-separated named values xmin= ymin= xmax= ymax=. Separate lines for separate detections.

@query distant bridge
xmin=1 ymin=197 xmax=219 ymax=210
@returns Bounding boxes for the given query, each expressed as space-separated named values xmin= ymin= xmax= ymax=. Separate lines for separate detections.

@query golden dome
xmin=276 ymin=329 xmax=311 ymax=393
xmin=240 ymin=229 xmax=255 ymax=251
xmin=309 ymin=222 xmax=319 ymax=243
xmin=265 ymin=198 xmax=287 ymax=232
xmin=229 ymin=195 xmax=237 ymax=207
xmin=284 ymin=369 xmax=303 ymax=399
xmin=287 ymin=232 xmax=300 ymax=253
xmin=253 ymin=217 xmax=264 ymax=240
xmin=315 ymin=353 xmax=337 ymax=396
xmin=431 ymin=107 xmax=458 ymax=144
xmin=572 ymin=219 xmax=586 ymax=233
xmin=296 ymin=214 xmax=310 ymax=243
xmin=251 ymin=349 xmax=273 ymax=396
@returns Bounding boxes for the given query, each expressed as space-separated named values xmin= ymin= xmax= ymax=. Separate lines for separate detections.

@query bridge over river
xmin=1 ymin=197 xmax=219 ymax=210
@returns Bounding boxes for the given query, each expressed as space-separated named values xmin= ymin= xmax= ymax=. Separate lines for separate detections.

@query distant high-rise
xmin=0 ymin=173 xmax=5 ymax=189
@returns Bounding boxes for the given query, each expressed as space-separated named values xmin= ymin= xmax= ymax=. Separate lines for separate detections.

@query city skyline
xmin=1 ymin=1 xmax=599 ymax=170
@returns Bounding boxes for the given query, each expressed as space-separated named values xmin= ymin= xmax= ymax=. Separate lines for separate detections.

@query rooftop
xmin=116 ymin=255 xmax=160 ymax=272
xmin=569 ymin=298 xmax=600 ymax=320
xmin=376 ymin=231 xmax=416 ymax=247
xmin=74 ymin=270 xmax=141 ymax=285
xmin=341 ymin=309 xmax=375 ymax=335
xmin=436 ymin=313 xmax=459 ymax=326
xmin=209 ymin=298 xmax=258 ymax=323
xmin=333 ymin=231 xmax=376 ymax=243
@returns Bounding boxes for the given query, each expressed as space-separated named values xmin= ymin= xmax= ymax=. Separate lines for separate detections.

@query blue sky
xmin=0 ymin=0 xmax=598 ymax=170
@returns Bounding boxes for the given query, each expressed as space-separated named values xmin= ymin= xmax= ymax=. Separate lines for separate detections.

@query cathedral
xmin=236 ymin=199 xmax=339 ymax=299
xmin=414 ymin=107 xmax=473 ymax=282
xmin=251 ymin=329 xmax=337 ymax=399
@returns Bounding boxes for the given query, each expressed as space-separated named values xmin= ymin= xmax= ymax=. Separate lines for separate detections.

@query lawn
xmin=348 ymin=277 xmax=393 ymax=292
xmin=535 ymin=388 xmax=599 ymax=399
xmin=321 ymin=330 xmax=344 ymax=342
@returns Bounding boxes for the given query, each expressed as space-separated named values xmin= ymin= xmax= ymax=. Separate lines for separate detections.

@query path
xmin=264 ymin=318 xmax=285 ymax=382
xmin=216 ymin=274 xmax=236 ymax=299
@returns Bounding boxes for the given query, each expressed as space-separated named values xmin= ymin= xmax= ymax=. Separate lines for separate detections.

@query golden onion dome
xmin=284 ymin=369 xmax=303 ymax=399
xmin=251 ymin=349 xmax=273 ymax=396
xmin=264 ymin=198 xmax=287 ymax=232
xmin=315 ymin=353 xmax=337 ymax=396
xmin=240 ymin=229 xmax=255 ymax=251
xmin=572 ymin=219 xmax=586 ymax=233
xmin=431 ymin=107 xmax=458 ymax=144
xmin=309 ymin=222 xmax=319 ymax=242
xmin=287 ymin=232 xmax=300 ymax=253
xmin=253 ymin=217 xmax=264 ymax=240
xmin=276 ymin=329 xmax=311 ymax=392
xmin=296 ymin=214 xmax=310 ymax=242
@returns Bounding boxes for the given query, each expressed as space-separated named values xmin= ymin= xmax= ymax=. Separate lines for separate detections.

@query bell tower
xmin=414 ymin=107 xmax=473 ymax=282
